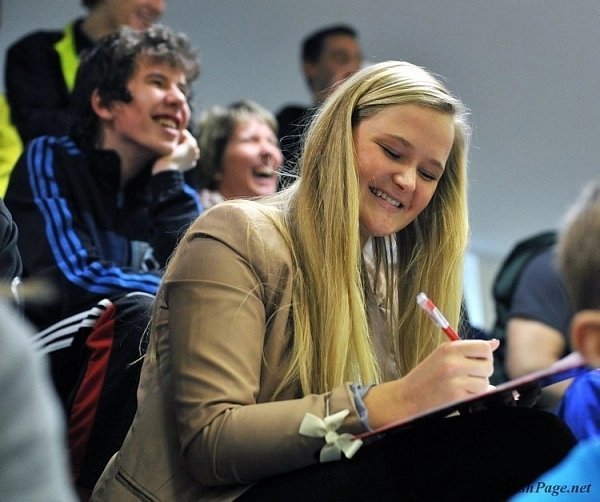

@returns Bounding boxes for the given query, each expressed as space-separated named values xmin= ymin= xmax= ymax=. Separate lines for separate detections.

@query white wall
xmin=3 ymin=1 xmax=599 ymax=328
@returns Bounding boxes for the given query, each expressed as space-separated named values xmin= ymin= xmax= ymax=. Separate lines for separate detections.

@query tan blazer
xmin=92 ymin=200 xmax=394 ymax=501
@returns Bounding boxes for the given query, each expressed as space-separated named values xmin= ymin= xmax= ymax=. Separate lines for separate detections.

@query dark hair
xmin=301 ymin=24 xmax=358 ymax=63
xmin=70 ymin=24 xmax=200 ymax=148
xmin=81 ymin=0 xmax=102 ymax=9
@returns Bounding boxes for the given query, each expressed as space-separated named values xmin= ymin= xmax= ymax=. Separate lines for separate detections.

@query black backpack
xmin=489 ymin=231 xmax=557 ymax=385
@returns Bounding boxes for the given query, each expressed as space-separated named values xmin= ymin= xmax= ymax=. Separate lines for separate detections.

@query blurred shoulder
xmin=7 ymin=28 xmax=63 ymax=56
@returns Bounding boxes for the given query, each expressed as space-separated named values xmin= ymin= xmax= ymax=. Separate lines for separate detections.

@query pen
xmin=416 ymin=292 xmax=460 ymax=341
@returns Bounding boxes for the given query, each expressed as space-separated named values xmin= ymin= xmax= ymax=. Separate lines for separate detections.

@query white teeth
xmin=370 ymin=187 xmax=402 ymax=208
xmin=156 ymin=118 xmax=177 ymax=129
xmin=253 ymin=168 xmax=275 ymax=178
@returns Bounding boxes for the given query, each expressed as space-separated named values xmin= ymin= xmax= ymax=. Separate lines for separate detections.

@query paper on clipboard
xmin=356 ymin=351 xmax=590 ymax=440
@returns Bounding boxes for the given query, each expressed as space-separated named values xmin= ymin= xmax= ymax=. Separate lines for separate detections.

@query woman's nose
xmin=261 ymin=143 xmax=281 ymax=164
xmin=392 ymin=167 xmax=417 ymax=192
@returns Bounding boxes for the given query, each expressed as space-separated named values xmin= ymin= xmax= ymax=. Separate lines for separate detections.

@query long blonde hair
xmin=152 ymin=61 xmax=470 ymax=398
xmin=267 ymin=61 xmax=470 ymax=395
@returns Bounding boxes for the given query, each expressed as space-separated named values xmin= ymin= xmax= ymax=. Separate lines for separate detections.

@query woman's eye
xmin=382 ymin=145 xmax=402 ymax=160
xmin=419 ymin=169 xmax=437 ymax=182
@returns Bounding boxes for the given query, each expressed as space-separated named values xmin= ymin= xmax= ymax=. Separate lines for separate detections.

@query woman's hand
xmin=364 ymin=339 xmax=499 ymax=429
xmin=152 ymin=129 xmax=200 ymax=174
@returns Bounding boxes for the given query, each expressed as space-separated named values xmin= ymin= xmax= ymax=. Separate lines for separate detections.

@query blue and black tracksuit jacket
xmin=4 ymin=135 xmax=202 ymax=330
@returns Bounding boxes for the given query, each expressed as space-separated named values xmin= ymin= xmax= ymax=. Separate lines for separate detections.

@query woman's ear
xmin=91 ymin=89 xmax=113 ymax=121
xmin=571 ymin=310 xmax=600 ymax=368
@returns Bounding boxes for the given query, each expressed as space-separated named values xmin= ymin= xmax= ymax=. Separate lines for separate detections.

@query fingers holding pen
xmin=456 ymin=338 xmax=499 ymax=370
xmin=437 ymin=338 xmax=499 ymax=381
xmin=463 ymin=337 xmax=500 ymax=356
xmin=364 ymin=339 xmax=499 ymax=429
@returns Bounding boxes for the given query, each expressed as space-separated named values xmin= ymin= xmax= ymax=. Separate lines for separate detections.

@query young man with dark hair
xmin=1 ymin=0 xmax=166 ymax=195
xmin=4 ymin=23 xmax=200 ymax=493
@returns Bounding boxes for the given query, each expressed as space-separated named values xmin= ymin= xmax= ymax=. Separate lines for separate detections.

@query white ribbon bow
xmin=299 ymin=409 xmax=363 ymax=462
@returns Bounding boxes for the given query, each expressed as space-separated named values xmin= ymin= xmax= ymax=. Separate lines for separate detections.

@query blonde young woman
xmin=92 ymin=61 xmax=575 ymax=501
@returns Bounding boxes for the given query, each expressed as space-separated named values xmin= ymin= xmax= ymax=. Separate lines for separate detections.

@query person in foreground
xmin=511 ymin=180 xmax=600 ymax=500
xmin=92 ymin=61 xmax=576 ymax=501
xmin=0 ymin=300 xmax=77 ymax=501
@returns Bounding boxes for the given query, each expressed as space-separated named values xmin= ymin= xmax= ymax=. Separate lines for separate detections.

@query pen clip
xmin=416 ymin=292 xmax=450 ymax=329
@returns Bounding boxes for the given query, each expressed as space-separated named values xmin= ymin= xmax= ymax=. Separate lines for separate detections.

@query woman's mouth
xmin=369 ymin=187 xmax=402 ymax=208
xmin=253 ymin=166 xmax=277 ymax=179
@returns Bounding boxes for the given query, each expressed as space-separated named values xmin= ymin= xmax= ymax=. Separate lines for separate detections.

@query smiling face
xmin=94 ymin=56 xmax=190 ymax=169
xmin=354 ymin=104 xmax=455 ymax=245
xmin=217 ymin=118 xmax=282 ymax=199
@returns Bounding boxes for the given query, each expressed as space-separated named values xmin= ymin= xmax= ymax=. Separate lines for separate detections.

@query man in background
xmin=505 ymin=243 xmax=573 ymax=410
xmin=276 ymin=24 xmax=363 ymax=187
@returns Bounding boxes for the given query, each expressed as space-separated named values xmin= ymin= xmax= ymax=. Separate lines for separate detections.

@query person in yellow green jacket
xmin=3 ymin=0 xmax=165 ymax=145
xmin=0 ymin=95 xmax=22 ymax=196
